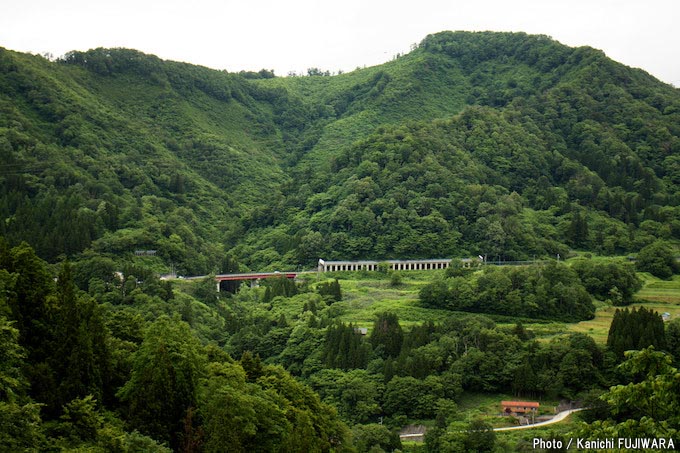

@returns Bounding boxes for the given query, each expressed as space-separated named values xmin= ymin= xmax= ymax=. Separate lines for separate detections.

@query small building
xmin=501 ymin=401 xmax=540 ymax=415
xmin=663 ymin=312 xmax=671 ymax=322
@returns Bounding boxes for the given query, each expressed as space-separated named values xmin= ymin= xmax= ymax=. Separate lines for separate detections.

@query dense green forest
xmin=0 ymin=240 xmax=353 ymax=451
xmin=1 ymin=31 xmax=679 ymax=273
xmin=2 ymin=239 xmax=680 ymax=451
xmin=2 ymin=30 xmax=680 ymax=451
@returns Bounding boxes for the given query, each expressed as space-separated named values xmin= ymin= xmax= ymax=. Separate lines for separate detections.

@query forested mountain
xmin=1 ymin=31 xmax=679 ymax=273
xmin=2 ymin=31 xmax=680 ymax=451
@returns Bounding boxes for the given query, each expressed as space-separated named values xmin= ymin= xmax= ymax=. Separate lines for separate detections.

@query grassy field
xmin=313 ymin=269 xmax=680 ymax=345
xmin=315 ymin=271 xmax=452 ymax=329
xmin=558 ymin=273 xmax=680 ymax=344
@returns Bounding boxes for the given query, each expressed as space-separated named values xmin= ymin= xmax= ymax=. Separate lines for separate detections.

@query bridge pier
xmin=213 ymin=272 xmax=299 ymax=294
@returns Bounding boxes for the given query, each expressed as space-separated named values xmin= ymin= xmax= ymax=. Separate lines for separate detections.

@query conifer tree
xmin=568 ymin=208 xmax=589 ymax=247
xmin=0 ymin=316 xmax=45 ymax=450
xmin=117 ymin=317 xmax=205 ymax=450
xmin=323 ymin=322 xmax=369 ymax=370
xmin=240 ymin=350 xmax=264 ymax=382
xmin=607 ymin=307 xmax=666 ymax=359
xmin=52 ymin=262 xmax=111 ymax=412
xmin=2 ymin=242 xmax=54 ymax=360
xmin=370 ymin=312 xmax=404 ymax=358
xmin=318 ymin=279 xmax=342 ymax=302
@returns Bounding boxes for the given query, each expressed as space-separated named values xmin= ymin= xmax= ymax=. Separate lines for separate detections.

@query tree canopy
xmin=1 ymin=30 xmax=679 ymax=271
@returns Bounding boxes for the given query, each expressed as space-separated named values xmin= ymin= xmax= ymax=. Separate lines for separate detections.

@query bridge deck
xmin=214 ymin=272 xmax=298 ymax=281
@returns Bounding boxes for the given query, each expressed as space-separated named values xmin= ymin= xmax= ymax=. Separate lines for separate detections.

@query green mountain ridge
xmin=1 ymin=31 xmax=679 ymax=272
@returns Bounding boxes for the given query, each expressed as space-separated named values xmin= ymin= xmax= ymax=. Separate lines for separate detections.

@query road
xmin=399 ymin=408 xmax=583 ymax=441
xmin=493 ymin=408 xmax=583 ymax=431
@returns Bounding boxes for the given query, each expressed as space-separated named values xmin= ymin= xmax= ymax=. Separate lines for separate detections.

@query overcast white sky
xmin=1 ymin=0 xmax=679 ymax=86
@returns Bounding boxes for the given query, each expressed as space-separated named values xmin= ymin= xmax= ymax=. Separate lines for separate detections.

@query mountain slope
xmin=235 ymin=32 xmax=680 ymax=267
xmin=1 ymin=32 xmax=679 ymax=270
xmin=0 ymin=47 xmax=290 ymax=272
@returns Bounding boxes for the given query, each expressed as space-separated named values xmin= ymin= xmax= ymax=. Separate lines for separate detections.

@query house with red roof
xmin=501 ymin=401 xmax=540 ymax=415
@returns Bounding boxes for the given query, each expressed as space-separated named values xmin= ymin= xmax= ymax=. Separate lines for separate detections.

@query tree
xmin=666 ymin=318 xmax=680 ymax=366
xmin=323 ymin=322 xmax=370 ymax=370
xmin=51 ymin=262 xmax=111 ymax=412
xmin=254 ymin=365 xmax=352 ymax=452
xmin=567 ymin=208 xmax=589 ymax=247
xmin=383 ymin=375 xmax=444 ymax=419
xmin=419 ymin=279 xmax=450 ymax=309
xmin=318 ymin=279 xmax=342 ymax=302
xmin=1 ymin=242 xmax=54 ymax=361
xmin=307 ymin=67 xmax=330 ymax=77
xmin=72 ymin=255 xmax=117 ymax=291
xmin=607 ymin=307 xmax=666 ymax=359
xmin=576 ymin=347 xmax=680 ymax=440
xmin=308 ymin=369 xmax=381 ymax=424
xmin=239 ymin=350 xmax=263 ymax=382
xmin=336 ymin=371 xmax=381 ymax=424
xmin=0 ymin=314 xmax=24 ymax=404
xmin=424 ymin=409 xmax=448 ymax=453
xmin=571 ymin=259 xmax=641 ymax=305
xmin=117 ymin=316 xmax=205 ymax=450
xmin=193 ymin=275 xmax=219 ymax=305
xmin=421 ymin=263 xmax=595 ymax=321
xmin=352 ymin=423 xmax=401 ymax=453
xmin=297 ymin=231 xmax=325 ymax=265
xmin=636 ymin=240 xmax=679 ymax=279
xmin=1 ymin=245 xmax=113 ymax=416
xmin=464 ymin=418 xmax=496 ymax=452
xmin=0 ymin=399 xmax=45 ymax=451
xmin=390 ymin=272 xmax=402 ymax=287
xmin=0 ymin=315 xmax=46 ymax=450
xmin=57 ymin=395 xmax=103 ymax=443
xmin=220 ymin=254 xmax=240 ymax=274
xmin=512 ymin=357 xmax=538 ymax=397
xmin=369 ymin=312 xmax=403 ymax=358
xmin=200 ymin=361 xmax=291 ymax=453
xmin=264 ymin=277 xmax=298 ymax=300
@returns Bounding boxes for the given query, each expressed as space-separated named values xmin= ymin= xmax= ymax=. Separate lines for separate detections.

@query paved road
xmin=399 ymin=409 xmax=583 ymax=440
xmin=493 ymin=408 xmax=583 ymax=431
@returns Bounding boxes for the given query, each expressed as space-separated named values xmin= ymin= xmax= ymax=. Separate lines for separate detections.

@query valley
xmin=1 ymin=30 xmax=679 ymax=451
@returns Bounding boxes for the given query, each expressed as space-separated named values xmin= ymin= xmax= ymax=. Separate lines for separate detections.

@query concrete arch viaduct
xmin=182 ymin=258 xmax=475 ymax=291
xmin=318 ymin=258 xmax=459 ymax=272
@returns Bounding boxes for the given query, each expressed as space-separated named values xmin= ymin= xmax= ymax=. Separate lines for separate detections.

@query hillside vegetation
xmin=4 ymin=235 xmax=680 ymax=451
xmin=4 ymin=30 xmax=680 ymax=452
xmin=1 ymin=31 xmax=679 ymax=274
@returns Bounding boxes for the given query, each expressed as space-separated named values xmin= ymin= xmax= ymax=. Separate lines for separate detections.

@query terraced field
xmin=564 ymin=274 xmax=680 ymax=343
xmin=316 ymin=272 xmax=449 ymax=329
xmin=316 ymin=269 xmax=680 ymax=345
